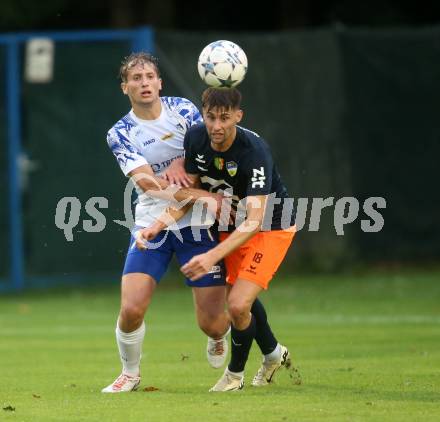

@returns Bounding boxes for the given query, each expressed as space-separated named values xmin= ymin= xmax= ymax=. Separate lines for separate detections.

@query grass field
xmin=1 ymin=270 xmax=439 ymax=421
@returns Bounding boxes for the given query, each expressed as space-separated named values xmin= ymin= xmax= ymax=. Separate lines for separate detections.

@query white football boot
xmin=207 ymin=327 xmax=230 ymax=369
xmin=252 ymin=345 xmax=291 ymax=386
xmin=101 ymin=373 xmax=141 ymax=393
xmin=209 ymin=368 xmax=244 ymax=392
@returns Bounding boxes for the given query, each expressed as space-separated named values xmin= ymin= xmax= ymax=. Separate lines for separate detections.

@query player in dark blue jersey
xmin=183 ymin=112 xmax=295 ymax=232
xmin=137 ymin=87 xmax=297 ymax=391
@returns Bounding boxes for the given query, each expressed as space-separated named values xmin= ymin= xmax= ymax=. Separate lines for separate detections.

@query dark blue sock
xmin=251 ymin=298 xmax=278 ymax=355
xmin=228 ymin=315 xmax=256 ymax=373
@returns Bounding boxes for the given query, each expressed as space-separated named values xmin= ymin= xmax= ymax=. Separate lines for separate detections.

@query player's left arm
xmin=209 ymin=194 xmax=267 ymax=255
xmin=181 ymin=194 xmax=267 ymax=280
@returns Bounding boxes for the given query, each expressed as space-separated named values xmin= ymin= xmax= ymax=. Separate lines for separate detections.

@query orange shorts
xmin=219 ymin=226 xmax=296 ymax=290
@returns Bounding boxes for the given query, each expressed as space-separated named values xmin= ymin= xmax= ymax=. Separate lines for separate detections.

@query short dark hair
xmin=201 ymin=87 xmax=242 ymax=111
xmin=119 ymin=52 xmax=161 ymax=82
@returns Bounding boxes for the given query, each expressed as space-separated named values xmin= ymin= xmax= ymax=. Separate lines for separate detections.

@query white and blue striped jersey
xmin=107 ymin=96 xmax=203 ymax=229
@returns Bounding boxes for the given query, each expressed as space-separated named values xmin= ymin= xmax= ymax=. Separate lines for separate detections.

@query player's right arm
xmin=128 ymin=165 xmax=223 ymax=210
xmin=107 ymin=124 xmax=170 ymax=191
xmin=108 ymin=124 xmax=227 ymax=227
xmin=107 ymin=124 xmax=222 ymax=207
xmin=127 ymin=129 xmax=227 ymax=217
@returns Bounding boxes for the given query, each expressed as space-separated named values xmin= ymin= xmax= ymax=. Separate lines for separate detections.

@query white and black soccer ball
xmin=197 ymin=40 xmax=248 ymax=88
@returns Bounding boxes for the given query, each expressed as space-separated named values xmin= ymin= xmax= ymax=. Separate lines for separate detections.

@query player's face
xmin=121 ymin=62 xmax=162 ymax=106
xmin=203 ymin=106 xmax=243 ymax=151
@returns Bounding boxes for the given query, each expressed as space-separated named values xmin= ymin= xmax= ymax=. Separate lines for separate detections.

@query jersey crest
xmin=226 ymin=161 xmax=238 ymax=177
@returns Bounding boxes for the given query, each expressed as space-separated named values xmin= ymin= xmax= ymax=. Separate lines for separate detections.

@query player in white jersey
xmin=102 ymin=52 xmax=230 ymax=393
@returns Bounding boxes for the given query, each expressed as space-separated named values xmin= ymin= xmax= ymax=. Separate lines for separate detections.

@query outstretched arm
xmin=129 ymin=165 xmax=223 ymax=209
xmin=129 ymin=165 xmax=229 ymax=224
xmin=181 ymin=195 xmax=267 ymax=281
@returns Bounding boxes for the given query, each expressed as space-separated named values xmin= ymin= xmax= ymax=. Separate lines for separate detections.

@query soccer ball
xmin=197 ymin=40 xmax=248 ymax=88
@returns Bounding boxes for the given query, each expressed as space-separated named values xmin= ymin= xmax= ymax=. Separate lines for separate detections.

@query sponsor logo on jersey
xmin=214 ymin=157 xmax=224 ymax=170
xmin=251 ymin=166 xmax=266 ymax=188
xmin=143 ymin=138 xmax=156 ymax=146
xmin=196 ymin=154 xmax=206 ymax=163
xmin=150 ymin=154 xmax=185 ymax=173
xmin=226 ymin=161 xmax=238 ymax=177
xmin=197 ymin=165 xmax=208 ymax=172
xmin=199 ymin=176 xmax=238 ymax=204
xmin=161 ymin=132 xmax=174 ymax=141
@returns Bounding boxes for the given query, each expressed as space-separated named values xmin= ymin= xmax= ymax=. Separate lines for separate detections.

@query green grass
xmin=1 ymin=271 xmax=439 ymax=421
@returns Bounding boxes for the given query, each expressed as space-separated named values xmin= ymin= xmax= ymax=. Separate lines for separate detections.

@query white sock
xmin=226 ymin=368 xmax=244 ymax=378
xmin=116 ymin=320 xmax=146 ymax=376
xmin=264 ymin=343 xmax=281 ymax=363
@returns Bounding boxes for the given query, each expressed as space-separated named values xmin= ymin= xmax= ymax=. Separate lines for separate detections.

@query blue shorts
xmin=123 ymin=226 xmax=226 ymax=288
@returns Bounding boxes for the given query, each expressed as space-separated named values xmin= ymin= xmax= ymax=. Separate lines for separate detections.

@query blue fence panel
xmin=0 ymin=27 xmax=154 ymax=291
xmin=0 ymin=44 xmax=8 ymax=283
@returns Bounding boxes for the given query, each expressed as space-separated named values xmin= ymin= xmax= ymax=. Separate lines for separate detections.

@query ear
xmin=121 ymin=82 xmax=128 ymax=95
xmin=235 ymin=109 xmax=243 ymax=123
xmin=158 ymin=78 xmax=163 ymax=91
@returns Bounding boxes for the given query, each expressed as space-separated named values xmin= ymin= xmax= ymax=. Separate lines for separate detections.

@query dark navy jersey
xmin=184 ymin=123 xmax=295 ymax=231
